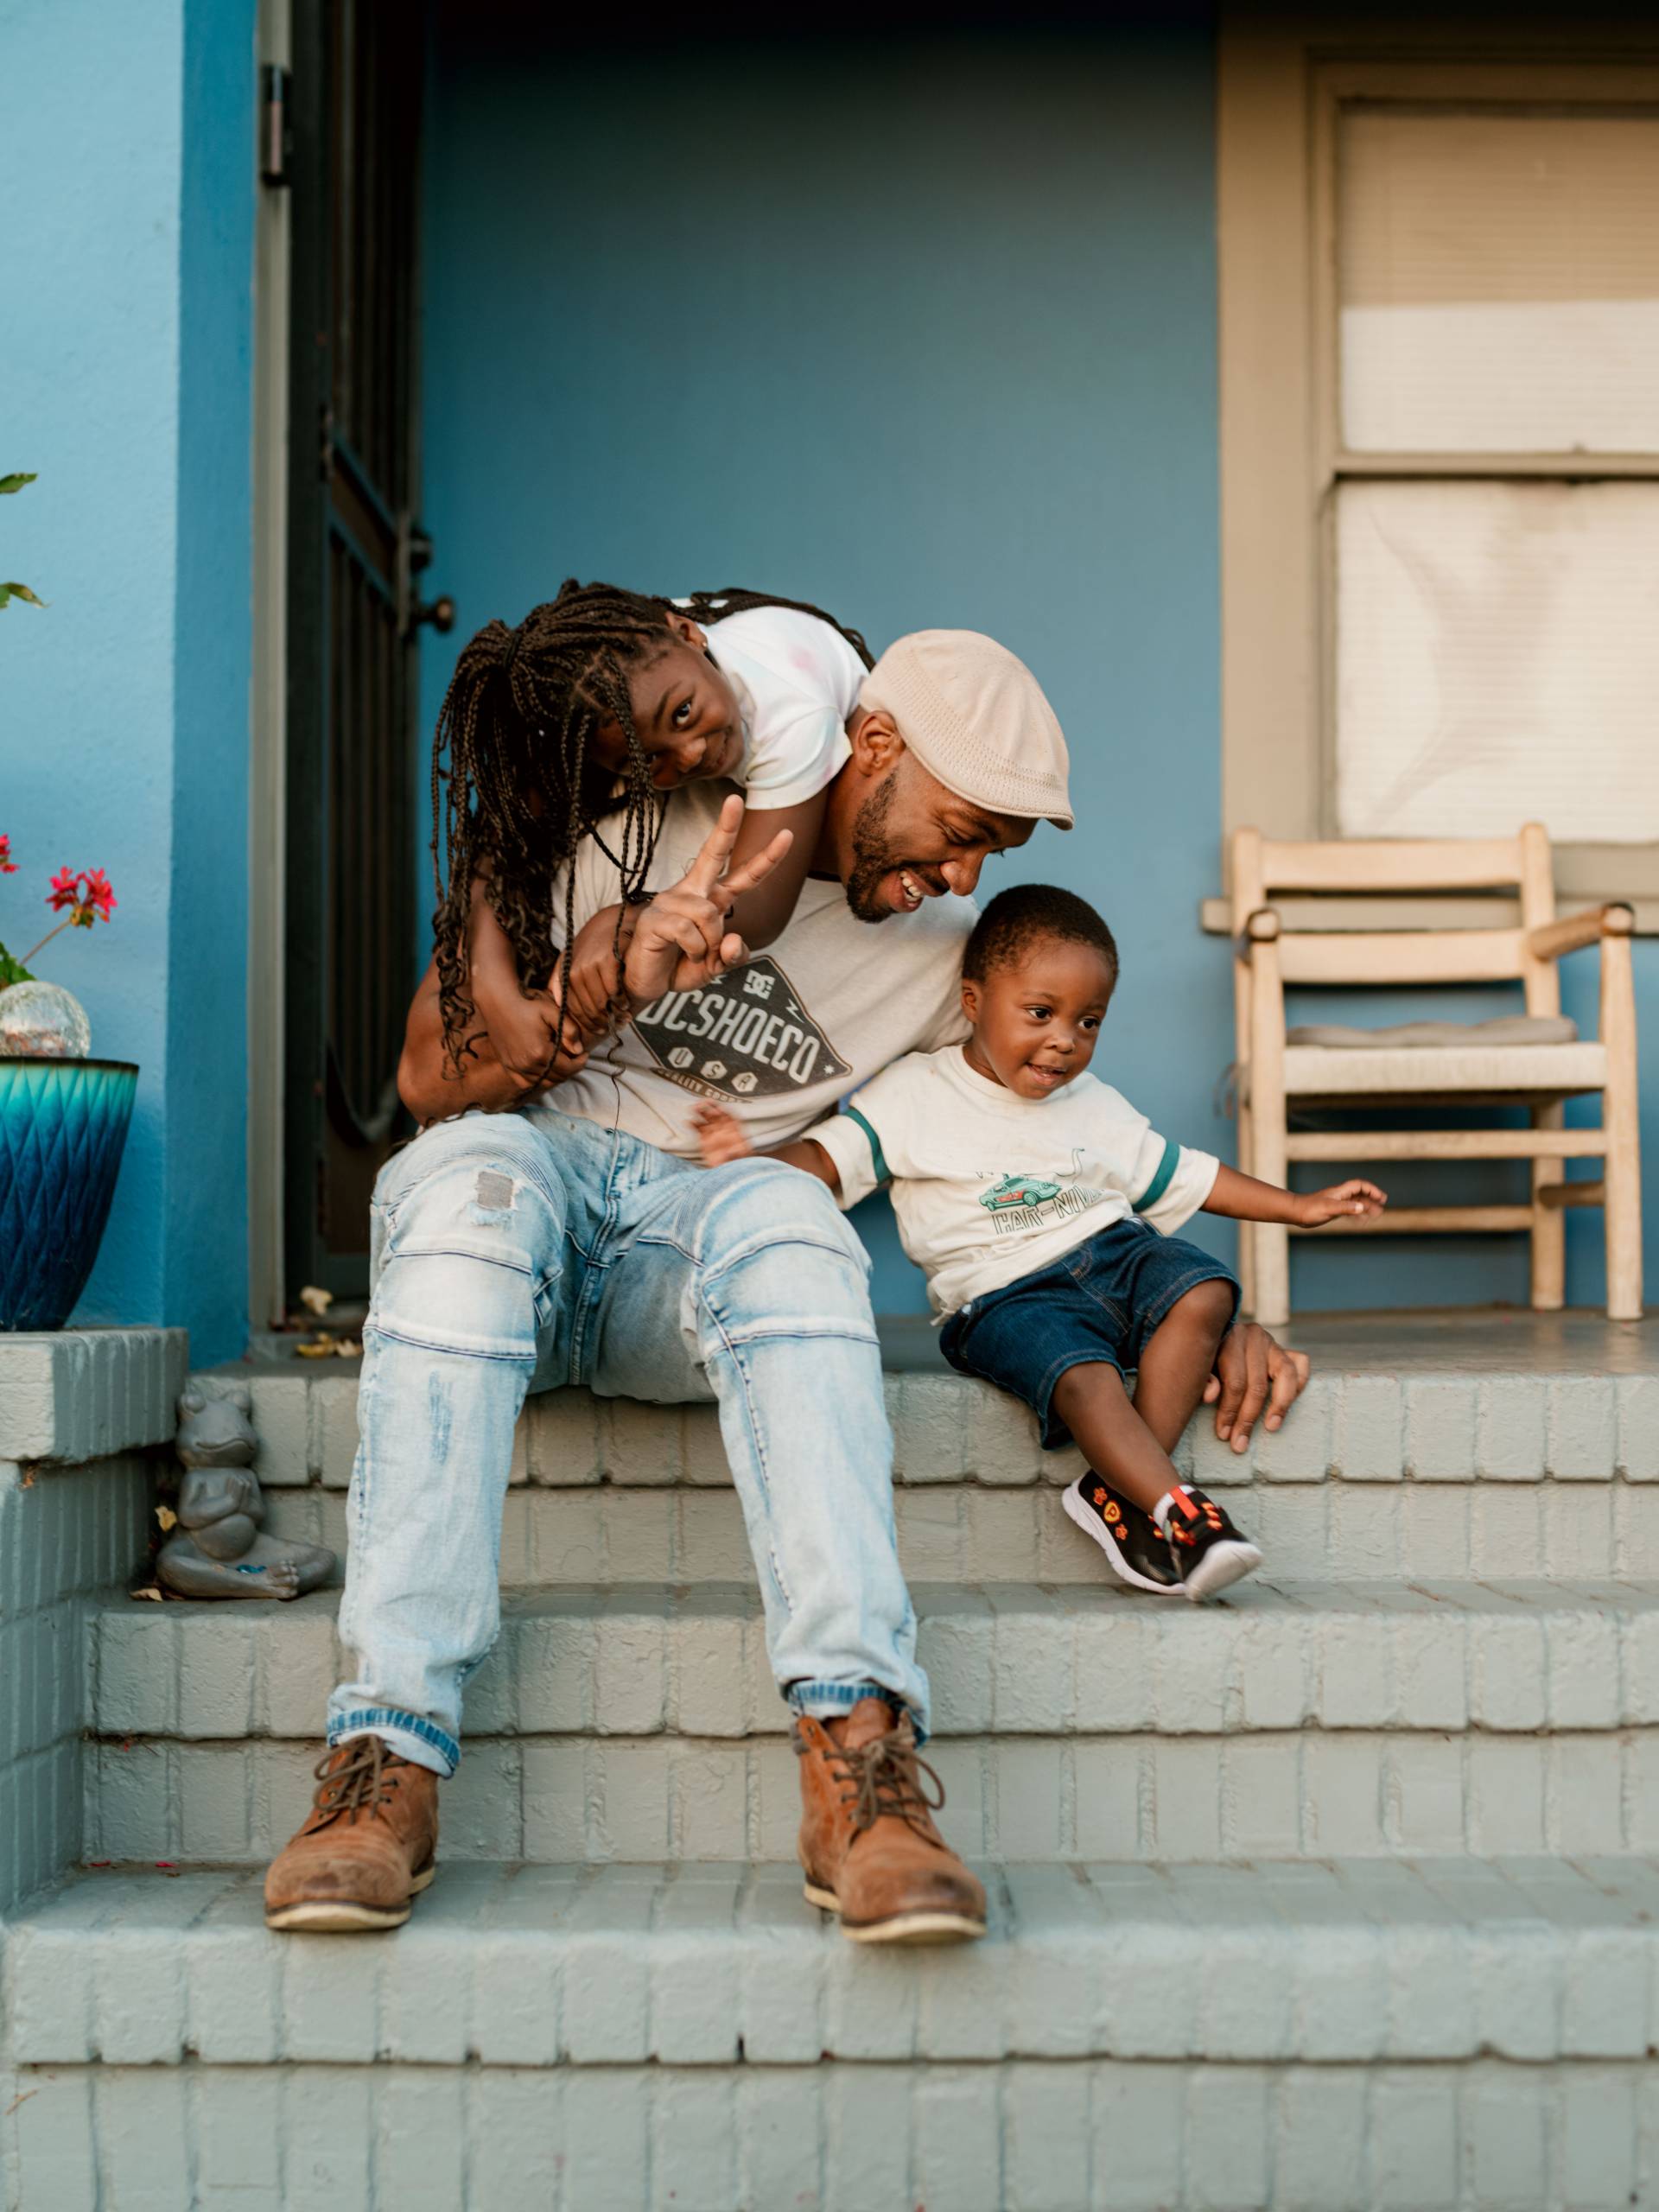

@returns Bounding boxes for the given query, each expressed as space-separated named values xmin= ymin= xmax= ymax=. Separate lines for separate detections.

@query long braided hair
xmin=429 ymin=581 xmax=874 ymax=1071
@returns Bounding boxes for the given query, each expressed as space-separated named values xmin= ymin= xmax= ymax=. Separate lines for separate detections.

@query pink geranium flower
xmin=81 ymin=868 xmax=116 ymax=923
xmin=46 ymin=867 xmax=117 ymax=927
xmin=2 ymin=856 xmax=118 ymax=980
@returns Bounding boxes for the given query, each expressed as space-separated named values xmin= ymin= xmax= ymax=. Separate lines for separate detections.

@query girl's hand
xmin=560 ymin=903 xmax=639 ymax=1036
xmin=471 ymin=971 xmax=589 ymax=1091
xmin=472 ymin=982 xmax=568 ymax=1087
xmin=1294 ymin=1179 xmax=1388 ymax=1227
xmin=623 ymin=796 xmax=793 ymax=1004
xmin=693 ymin=1102 xmax=753 ymax=1168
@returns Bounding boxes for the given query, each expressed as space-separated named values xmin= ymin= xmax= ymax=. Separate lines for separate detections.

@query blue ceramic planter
xmin=0 ymin=1058 xmax=138 ymax=1332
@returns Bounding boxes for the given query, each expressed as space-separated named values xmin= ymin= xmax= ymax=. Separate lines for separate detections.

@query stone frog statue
xmin=156 ymin=1377 xmax=335 ymax=1600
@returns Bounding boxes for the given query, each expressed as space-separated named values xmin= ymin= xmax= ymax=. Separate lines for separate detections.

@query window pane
xmin=1336 ymin=480 xmax=1659 ymax=841
xmin=1339 ymin=107 xmax=1659 ymax=452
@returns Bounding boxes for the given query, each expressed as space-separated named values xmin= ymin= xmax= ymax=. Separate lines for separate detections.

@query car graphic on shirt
xmin=980 ymin=1173 xmax=1063 ymax=1213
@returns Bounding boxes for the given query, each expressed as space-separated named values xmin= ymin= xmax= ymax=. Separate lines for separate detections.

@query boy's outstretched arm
xmin=1203 ymin=1164 xmax=1387 ymax=1228
xmin=693 ymin=1102 xmax=842 ymax=1193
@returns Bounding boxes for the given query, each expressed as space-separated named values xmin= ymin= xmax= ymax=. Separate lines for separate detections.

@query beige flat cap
xmin=859 ymin=629 xmax=1073 ymax=830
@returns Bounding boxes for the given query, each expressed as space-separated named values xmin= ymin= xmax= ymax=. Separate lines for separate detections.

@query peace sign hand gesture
xmin=621 ymin=795 xmax=794 ymax=1008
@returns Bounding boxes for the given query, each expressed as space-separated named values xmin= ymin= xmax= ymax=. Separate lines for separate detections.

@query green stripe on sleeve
xmin=844 ymin=1105 xmax=892 ymax=1186
xmin=1134 ymin=1135 xmax=1180 ymax=1214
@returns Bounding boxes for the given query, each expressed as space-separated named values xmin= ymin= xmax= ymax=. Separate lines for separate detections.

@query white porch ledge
xmin=0 ymin=1328 xmax=188 ymax=1465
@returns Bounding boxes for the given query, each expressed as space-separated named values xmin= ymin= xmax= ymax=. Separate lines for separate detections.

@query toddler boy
xmin=697 ymin=885 xmax=1385 ymax=1599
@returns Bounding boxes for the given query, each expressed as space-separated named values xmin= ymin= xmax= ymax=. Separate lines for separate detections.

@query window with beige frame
xmin=1217 ymin=22 xmax=1659 ymax=925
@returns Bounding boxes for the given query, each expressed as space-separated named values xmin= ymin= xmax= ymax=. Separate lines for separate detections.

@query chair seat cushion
xmin=1285 ymin=1014 xmax=1579 ymax=1050
xmin=1279 ymin=1039 xmax=1607 ymax=1098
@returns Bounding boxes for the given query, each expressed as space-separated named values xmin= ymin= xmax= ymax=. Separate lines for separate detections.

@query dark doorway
xmin=284 ymin=0 xmax=438 ymax=1305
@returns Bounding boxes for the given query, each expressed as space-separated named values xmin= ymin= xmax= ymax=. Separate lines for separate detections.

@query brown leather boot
xmin=264 ymin=1736 xmax=439 ymax=1932
xmin=796 ymin=1697 xmax=987 ymax=1945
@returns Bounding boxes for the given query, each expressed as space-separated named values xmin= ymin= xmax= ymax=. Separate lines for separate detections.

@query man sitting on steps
xmin=264 ymin=625 xmax=1310 ymax=1944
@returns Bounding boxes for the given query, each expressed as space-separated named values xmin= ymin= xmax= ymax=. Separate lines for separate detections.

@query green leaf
xmin=0 ymin=947 xmax=35 ymax=988
xmin=0 ymin=583 xmax=44 ymax=608
xmin=0 ymin=474 xmax=37 ymax=497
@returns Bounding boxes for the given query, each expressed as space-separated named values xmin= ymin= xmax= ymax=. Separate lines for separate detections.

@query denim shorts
xmin=938 ymin=1217 xmax=1239 ymax=1449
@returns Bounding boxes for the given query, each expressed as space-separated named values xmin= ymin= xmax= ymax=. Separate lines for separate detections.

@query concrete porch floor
xmin=876 ymin=1306 xmax=1659 ymax=1375
xmin=254 ymin=1307 xmax=1658 ymax=1378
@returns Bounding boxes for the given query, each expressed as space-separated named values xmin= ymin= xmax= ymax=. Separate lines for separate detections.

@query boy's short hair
xmin=963 ymin=884 xmax=1118 ymax=984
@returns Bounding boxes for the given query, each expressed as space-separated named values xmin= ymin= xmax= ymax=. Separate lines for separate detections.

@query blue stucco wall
xmin=419 ymin=12 xmax=1656 ymax=1319
xmin=3 ymin=0 xmax=254 ymax=1362
xmin=420 ymin=16 xmax=1226 ymax=1318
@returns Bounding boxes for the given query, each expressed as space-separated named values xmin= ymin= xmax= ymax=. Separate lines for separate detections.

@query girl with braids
xmin=432 ymin=582 xmax=874 ymax=1087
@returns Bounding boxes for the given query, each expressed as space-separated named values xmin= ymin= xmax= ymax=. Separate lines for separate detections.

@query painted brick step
xmin=7 ymin=2056 xmax=1658 ymax=2212
xmin=82 ymin=1584 xmax=1659 ymax=1866
xmin=12 ymin=1856 xmax=1659 ymax=2072
xmin=83 ymin=1716 xmax=1659 ymax=1869
xmin=89 ymin=1580 xmax=1659 ymax=1745
xmin=259 ymin=1465 xmax=1659 ymax=1589
xmin=238 ymin=1361 xmax=1659 ymax=1493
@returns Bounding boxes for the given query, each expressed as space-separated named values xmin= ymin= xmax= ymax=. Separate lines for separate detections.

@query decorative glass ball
xmin=0 ymin=980 xmax=92 ymax=1058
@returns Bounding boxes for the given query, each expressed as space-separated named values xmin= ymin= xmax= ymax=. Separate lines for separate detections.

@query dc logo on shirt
xmin=633 ymin=957 xmax=852 ymax=1102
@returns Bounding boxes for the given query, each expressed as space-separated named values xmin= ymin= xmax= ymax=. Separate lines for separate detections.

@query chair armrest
xmin=1527 ymin=904 xmax=1635 ymax=961
xmin=1234 ymin=906 xmax=1281 ymax=960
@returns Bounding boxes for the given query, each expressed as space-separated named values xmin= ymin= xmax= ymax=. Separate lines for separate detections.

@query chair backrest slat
xmin=1231 ymin=822 xmax=1561 ymax=992
xmin=1253 ymin=836 xmax=1528 ymax=894
xmin=1274 ymin=929 xmax=1527 ymax=986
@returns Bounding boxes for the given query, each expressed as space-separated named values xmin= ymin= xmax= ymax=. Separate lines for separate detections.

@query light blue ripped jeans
xmin=327 ymin=1103 xmax=926 ymax=1776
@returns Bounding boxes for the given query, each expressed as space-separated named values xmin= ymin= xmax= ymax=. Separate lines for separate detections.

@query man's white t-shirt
xmin=551 ymin=780 xmax=974 ymax=1158
xmin=696 ymin=603 xmax=866 ymax=810
xmin=810 ymin=1046 xmax=1220 ymax=1317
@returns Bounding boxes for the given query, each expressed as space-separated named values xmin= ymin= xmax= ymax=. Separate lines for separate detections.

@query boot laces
xmin=804 ymin=1726 xmax=947 ymax=1839
xmin=308 ymin=1735 xmax=407 ymax=1828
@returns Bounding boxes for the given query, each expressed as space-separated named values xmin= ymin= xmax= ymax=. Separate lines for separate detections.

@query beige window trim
xmin=1217 ymin=16 xmax=1659 ymax=913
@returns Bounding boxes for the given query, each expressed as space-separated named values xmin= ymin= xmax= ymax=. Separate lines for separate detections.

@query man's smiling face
xmin=831 ymin=713 xmax=1033 ymax=923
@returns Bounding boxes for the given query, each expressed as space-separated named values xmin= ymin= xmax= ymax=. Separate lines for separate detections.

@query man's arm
xmin=397 ymin=955 xmax=589 ymax=1122
xmin=399 ymin=796 xmax=796 ymax=1125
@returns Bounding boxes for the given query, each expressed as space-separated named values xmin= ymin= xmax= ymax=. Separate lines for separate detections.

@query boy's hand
xmin=1294 ymin=1179 xmax=1388 ymax=1228
xmin=693 ymin=1102 xmax=753 ymax=1168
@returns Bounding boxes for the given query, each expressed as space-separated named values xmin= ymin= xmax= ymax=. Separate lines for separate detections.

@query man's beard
xmin=845 ymin=775 xmax=900 ymax=923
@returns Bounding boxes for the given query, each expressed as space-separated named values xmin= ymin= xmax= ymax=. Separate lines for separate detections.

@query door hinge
xmin=397 ymin=521 xmax=454 ymax=638
xmin=261 ymin=65 xmax=292 ymax=188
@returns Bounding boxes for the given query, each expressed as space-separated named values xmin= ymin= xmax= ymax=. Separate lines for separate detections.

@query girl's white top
xmin=699 ymin=602 xmax=865 ymax=809
xmin=809 ymin=1045 xmax=1220 ymax=1317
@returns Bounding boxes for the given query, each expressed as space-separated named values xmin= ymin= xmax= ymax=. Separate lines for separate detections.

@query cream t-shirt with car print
xmin=809 ymin=1045 xmax=1220 ymax=1318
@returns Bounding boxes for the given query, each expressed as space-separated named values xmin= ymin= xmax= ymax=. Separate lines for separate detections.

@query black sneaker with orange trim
xmin=1157 ymin=1483 xmax=1262 ymax=1602
xmin=1062 ymin=1475 xmax=1181 ymax=1595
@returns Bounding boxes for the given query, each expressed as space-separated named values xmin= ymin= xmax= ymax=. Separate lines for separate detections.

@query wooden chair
xmin=1230 ymin=824 xmax=1642 ymax=1326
